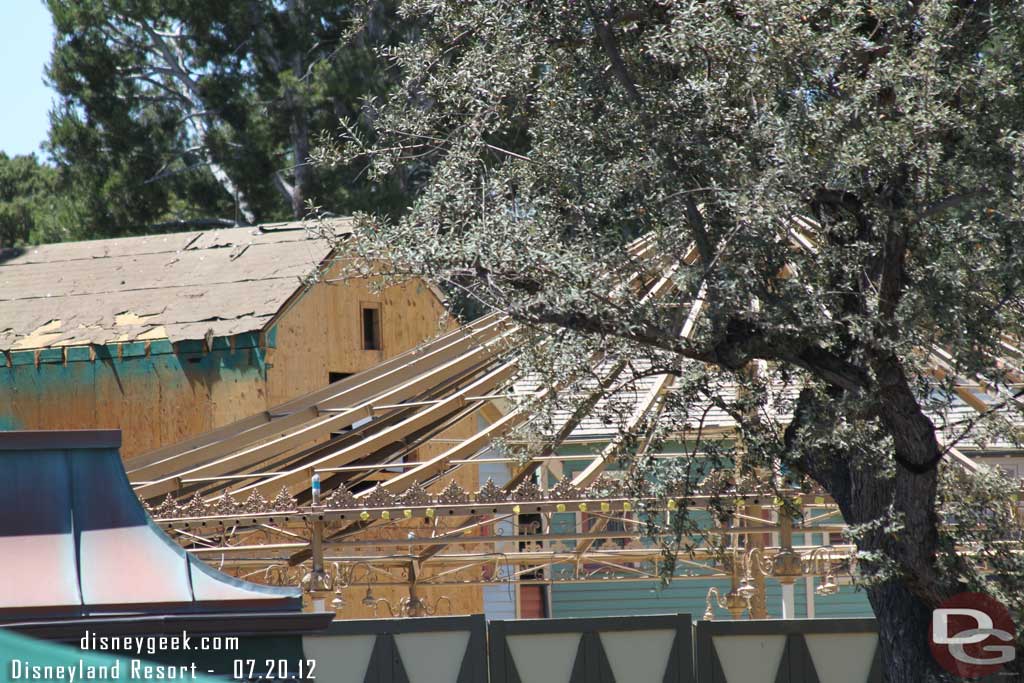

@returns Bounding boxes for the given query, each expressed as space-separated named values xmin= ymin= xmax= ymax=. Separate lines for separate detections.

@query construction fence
xmin=301 ymin=613 xmax=883 ymax=683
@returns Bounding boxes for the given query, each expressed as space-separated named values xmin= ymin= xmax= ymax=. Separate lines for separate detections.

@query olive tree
xmin=317 ymin=1 xmax=1024 ymax=679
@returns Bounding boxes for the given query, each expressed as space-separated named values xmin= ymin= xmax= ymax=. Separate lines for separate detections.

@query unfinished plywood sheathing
xmin=0 ymin=222 xmax=351 ymax=349
xmin=123 ymin=222 xmax=1024 ymax=610
xmin=128 ymin=232 xmax=664 ymax=502
xmin=1 ymin=219 xmax=459 ymax=459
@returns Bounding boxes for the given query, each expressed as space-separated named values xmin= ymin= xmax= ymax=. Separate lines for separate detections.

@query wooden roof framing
xmin=127 ymin=223 xmax=1024 ymax=595
xmin=127 ymin=233 xmax=666 ymax=503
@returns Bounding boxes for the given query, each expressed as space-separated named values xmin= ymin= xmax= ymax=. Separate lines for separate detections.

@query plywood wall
xmin=0 ymin=269 xmax=451 ymax=460
xmin=0 ymin=343 xmax=265 ymax=458
xmin=1 ymin=265 xmax=485 ymax=615
xmin=265 ymin=264 xmax=451 ymax=406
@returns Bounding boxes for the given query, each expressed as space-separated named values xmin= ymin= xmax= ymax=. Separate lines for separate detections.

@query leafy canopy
xmin=44 ymin=0 xmax=413 ymax=238
xmin=321 ymin=0 xmax=1024 ymax=674
xmin=0 ymin=152 xmax=79 ymax=247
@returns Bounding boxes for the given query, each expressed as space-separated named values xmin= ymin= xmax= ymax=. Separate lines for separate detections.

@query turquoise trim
xmin=120 ymin=342 xmax=147 ymax=358
xmin=66 ymin=346 xmax=91 ymax=362
xmin=0 ymin=347 xmax=267 ymax=422
xmin=8 ymin=331 xmax=274 ymax=367
xmin=37 ymin=348 xmax=63 ymax=364
xmin=176 ymin=339 xmax=205 ymax=354
xmin=10 ymin=351 xmax=35 ymax=367
xmin=93 ymin=345 xmax=115 ymax=360
xmin=235 ymin=332 xmax=260 ymax=349
xmin=149 ymin=339 xmax=174 ymax=356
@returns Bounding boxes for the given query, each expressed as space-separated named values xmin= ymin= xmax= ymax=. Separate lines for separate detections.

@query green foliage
xmin=44 ymin=0 xmax=413 ymax=238
xmin=320 ymin=0 xmax=1024 ymax=673
xmin=938 ymin=463 xmax=1024 ymax=617
xmin=0 ymin=152 xmax=81 ymax=246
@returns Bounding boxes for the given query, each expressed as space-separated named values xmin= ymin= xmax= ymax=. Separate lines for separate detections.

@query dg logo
xmin=930 ymin=592 xmax=1017 ymax=678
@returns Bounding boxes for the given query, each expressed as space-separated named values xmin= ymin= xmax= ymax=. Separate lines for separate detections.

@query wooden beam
xmin=229 ymin=359 xmax=521 ymax=500
xmin=127 ymin=312 xmax=506 ymax=471
xmin=133 ymin=325 xmax=517 ymax=498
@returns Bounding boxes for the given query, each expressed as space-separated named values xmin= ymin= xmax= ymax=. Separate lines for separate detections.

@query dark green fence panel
xmin=489 ymin=613 xmax=694 ymax=683
xmin=695 ymin=618 xmax=882 ymax=683
xmin=302 ymin=614 xmax=486 ymax=683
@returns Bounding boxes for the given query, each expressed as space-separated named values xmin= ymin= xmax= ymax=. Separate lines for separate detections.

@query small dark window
xmin=362 ymin=306 xmax=381 ymax=350
xmin=329 ymin=371 xmax=353 ymax=385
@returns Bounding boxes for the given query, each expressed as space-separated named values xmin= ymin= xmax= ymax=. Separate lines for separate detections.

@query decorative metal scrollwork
xmin=270 ymin=486 xmax=297 ymax=512
xmin=437 ymin=480 xmax=469 ymax=505
xmin=398 ymin=481 xmax=431 ymax=506
xmin=476 ymin=478 xmax=504 ymax=503
xmin=548 ymin=476 xmax=581 ymax=500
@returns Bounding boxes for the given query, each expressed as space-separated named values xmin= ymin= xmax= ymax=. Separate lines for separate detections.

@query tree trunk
xmin=287 ymin=91 xmax=311 ymax=218
xmin=866 ymin=581 xmax=948 ymax=682
xmin=286 ymin=0 xmax=312 ymax=219
xmin=788 ymin=386 xmax=953 ymax=682
xmin=838 ymin=465 xmax=949 ymax=681
xmin=134 ymin=19 xmax=259 ymax=225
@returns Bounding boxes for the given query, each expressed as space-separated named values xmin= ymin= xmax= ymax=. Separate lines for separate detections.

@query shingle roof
xmin=515 ymin=359 xmax=793 ymax=441
xmin=0 ymin=219 xmax=351 ymax=350
xmin=520 ymin=361 xmax=1019 ymax=452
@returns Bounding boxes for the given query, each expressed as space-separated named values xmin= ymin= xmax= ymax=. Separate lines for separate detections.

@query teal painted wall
xmin=0 ymin=334 xmax=269 ymax=457
xmin=551 ymin=579 xmax=797 ymax=619
xmin=544 ymin=443 xmax=875 ymax=621
xmin=550 ymin=576 xmax=873 ymax=620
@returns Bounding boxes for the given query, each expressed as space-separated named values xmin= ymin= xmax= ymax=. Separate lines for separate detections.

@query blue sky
xmin=0 ymin=2 xmax=56 ymax=158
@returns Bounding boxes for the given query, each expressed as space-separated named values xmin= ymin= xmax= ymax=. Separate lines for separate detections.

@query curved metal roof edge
xmin=0 ymin=429 xmax=305 ymax=618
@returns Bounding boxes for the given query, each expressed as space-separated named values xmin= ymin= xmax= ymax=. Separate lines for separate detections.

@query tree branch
xmin=877 ymin=225 xmax=908 ymax=323
xmin=512 ymin=300 xmax=871 ymax=393
xmin=590 ymin=8 xmax=643 ymax=107
xmin=915 ymin=190 xmax=989 ymax=223
xmin=146 ymin=218 xmax=239 ymax=231
xmin=684 ymin=197 xmax=715 ymax=273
